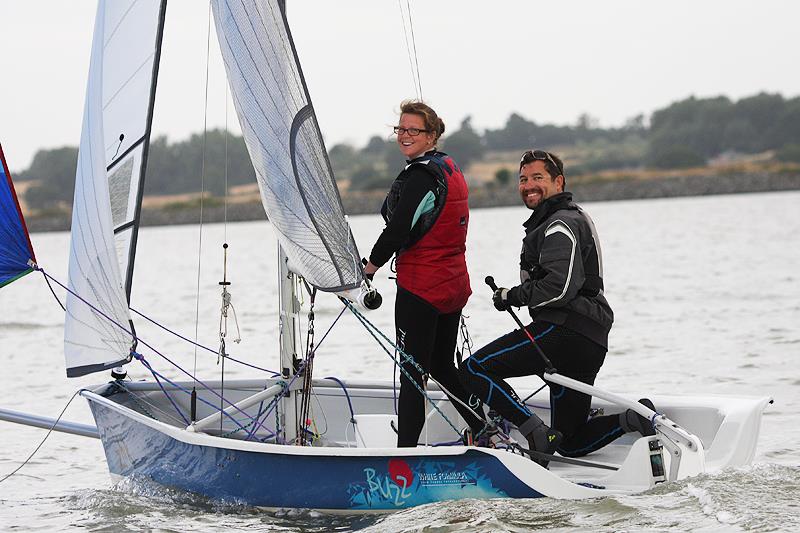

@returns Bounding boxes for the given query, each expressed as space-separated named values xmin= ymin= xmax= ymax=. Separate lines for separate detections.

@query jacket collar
xmin=523 ymin=192 xmax=575 ymax=231
xmin=406 ymin=149 xmax=444 ymax=164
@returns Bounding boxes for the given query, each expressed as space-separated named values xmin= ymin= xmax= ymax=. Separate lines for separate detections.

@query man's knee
xmin=458 ymin=357 xmax=483 ymax=396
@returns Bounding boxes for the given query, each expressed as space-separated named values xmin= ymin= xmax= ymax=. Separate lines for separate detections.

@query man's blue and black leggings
xmin=458 ymin=321 xmax=627 ymax=457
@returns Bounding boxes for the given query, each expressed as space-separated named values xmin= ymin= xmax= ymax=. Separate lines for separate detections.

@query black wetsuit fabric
xmin=459 ymin=321 xmax=625 ymax=457
xmin=395 ymin=287 xmax=485 ymax=447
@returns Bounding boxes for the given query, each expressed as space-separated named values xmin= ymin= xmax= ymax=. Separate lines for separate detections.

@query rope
xmin=323 ymin=376 xmax=356 ymax=424
xmin=129 ymin=306 xmax=278 ymax=375
xmin=37 ymin=267 xmax=277 ymax=377
xmin=458 ymin=313 xmax=474 ymax=360
xmin=522 ymin=383 xmax=549 ymax=404
xmin=132 ymin=352 xmax=253 ymax=434
xmin=244 ymin=388 xmax=284 ymax=441
xmin=342 ymin=298 xmax=462 ymax=437
xmin=405 ymin=0 xmax=423 ymax=99
xmin=38 ymin=269 xmax=260 ymax=427
xmin=0 ymin=390 xmax=82 ymax=484
xmin=347 ymin=300 xmax=491 ymax=435
xmin=133 ymin=352 xmax=190 ymax=426
xmin=298 ymin=289 xmax=317 ymax=445
xmin=38 ymin=268 xmax=65 ymax=311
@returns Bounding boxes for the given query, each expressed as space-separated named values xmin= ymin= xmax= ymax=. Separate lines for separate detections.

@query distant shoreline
xmin=24 ymin=171 xmax=800 ymax=233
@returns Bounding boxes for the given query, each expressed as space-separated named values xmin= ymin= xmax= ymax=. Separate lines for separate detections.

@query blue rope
xmin=245 ymin=383 xmax=288 ymax=441
xmin=133 ymin=352 xmax=190 ymax=426
xmin=131 ymin=353 xmax=251 ymax=433
xmin=323 ymin=376 xmax=356 ymax=423
xmin=244 ymin=397 xmax=279 ymax=441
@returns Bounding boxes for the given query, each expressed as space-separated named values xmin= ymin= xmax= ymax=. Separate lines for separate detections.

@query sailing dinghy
xmin=0 ymin=0 xmax=771 ymax=512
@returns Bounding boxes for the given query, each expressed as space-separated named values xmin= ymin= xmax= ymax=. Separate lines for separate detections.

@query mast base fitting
xmin=111 ymin=367 xmax=127 ymax=380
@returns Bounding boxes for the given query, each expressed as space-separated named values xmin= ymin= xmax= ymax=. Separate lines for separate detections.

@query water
xmin=1 ymin=191 xmax=799 ymax=531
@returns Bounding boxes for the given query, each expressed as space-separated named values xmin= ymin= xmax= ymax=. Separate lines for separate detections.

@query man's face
xmin=518 ymin=161 xmax=563 ymax=209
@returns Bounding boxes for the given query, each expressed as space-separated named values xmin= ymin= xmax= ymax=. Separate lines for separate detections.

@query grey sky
xmin=1 ymin=0 xmax=799 ymax=170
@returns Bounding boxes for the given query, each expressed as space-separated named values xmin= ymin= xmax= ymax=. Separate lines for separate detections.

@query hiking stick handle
xmin=484 ymin=275 xmax=556 ymax=372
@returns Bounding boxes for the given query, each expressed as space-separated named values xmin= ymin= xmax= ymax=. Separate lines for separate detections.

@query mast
xmin=277 ymin=243 xmax=300 ymax=444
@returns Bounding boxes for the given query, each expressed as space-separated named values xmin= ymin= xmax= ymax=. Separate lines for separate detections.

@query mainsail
xmin=0 ymin=144 xmax=36 ymax=288
xmin=212 ymin=0 xmax=363 ymax=292
xmin=64 ymin=0 xmax=166 ymax=377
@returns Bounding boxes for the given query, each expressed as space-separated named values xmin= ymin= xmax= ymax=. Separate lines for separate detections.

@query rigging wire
xmin=190 ymin=1 xmax=214 ymax=417
xmin=405 ymin=0 xmax=423 ymax=99
xmin=397 ymin=0 xmax=423 ymax=99
xmin=224 ymin=81 xmax=229 ymax=241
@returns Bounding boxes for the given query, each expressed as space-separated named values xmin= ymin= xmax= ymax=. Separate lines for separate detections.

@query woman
xmin=364 ymin=100 xmax=484 ymax=447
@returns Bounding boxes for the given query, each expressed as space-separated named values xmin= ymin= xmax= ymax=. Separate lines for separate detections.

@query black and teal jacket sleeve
xmin=369 ymin=168 xmax=436 ymax=268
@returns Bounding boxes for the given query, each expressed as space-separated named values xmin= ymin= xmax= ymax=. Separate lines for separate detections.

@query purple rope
xmin=131 ymin=353 xmax=251 ymax=433
xmin=39 ymin=269 xmax=258 ymax=423
xmin=134 ymin=353 xmax=190 ymax=426
xmin=247 ymin=306 xmax=348 ymax=441
xmin=129 ymin=306 xmax=279 ymax=376
xmin=241 ymin=306 xmax=347 ymax=441
xmin=323 ymin=376 xmax=355 ymax=423
xmin=38 ymin=267 xmax=351 ymax=442
xmin=245 ymin=361 xmax=310 ymax=441
xmin=38 ymin=269 xmax=66 ymax=311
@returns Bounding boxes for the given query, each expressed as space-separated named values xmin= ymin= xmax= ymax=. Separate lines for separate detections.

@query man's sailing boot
xmin=619 ymin=398 xmax=657 ymax=436
xmin=518 ymin=414 xmax=563 ymax=468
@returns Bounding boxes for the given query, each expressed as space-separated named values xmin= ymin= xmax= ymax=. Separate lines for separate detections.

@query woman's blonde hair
xmin=400 ymin=100 xmax=445 ymax=143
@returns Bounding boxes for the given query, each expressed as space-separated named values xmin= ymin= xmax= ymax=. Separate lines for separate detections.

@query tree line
xmin=16 ymin=91 xmax=800 ymax=209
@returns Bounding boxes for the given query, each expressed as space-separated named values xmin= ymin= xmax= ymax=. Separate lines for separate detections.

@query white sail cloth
xmin=65 ymin=0 xmax=163 ymax=377
xmin=212 ymin=0 xmax=363 ymax=292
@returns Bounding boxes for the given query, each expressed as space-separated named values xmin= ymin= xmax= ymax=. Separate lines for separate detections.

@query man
xmin=459 ymin=149 xmax=653 ymax=467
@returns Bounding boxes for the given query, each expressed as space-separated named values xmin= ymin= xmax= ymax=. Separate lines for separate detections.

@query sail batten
xmin=213 ymin=0 xmax=363 ymax=292
xmin=64 ymin=0 xmax=166 ymax=378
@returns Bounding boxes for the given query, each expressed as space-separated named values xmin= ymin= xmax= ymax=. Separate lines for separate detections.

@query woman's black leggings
xmin=459 ymin=321 xmax=627 ymax=457
xmin=395 ymin=287 xmax=485 ymax=447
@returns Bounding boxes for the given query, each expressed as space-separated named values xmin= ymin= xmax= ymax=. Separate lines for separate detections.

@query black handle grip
xmin=485 ymin=276 xmax=498 ymax=291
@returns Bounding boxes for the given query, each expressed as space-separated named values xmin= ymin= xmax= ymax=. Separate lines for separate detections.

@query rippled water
xmin=1 ymin=191 xmax=799 ymax=531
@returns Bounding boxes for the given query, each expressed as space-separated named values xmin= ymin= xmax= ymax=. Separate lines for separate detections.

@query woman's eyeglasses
xmin=393 ymin=126 xmax=429 ymax=137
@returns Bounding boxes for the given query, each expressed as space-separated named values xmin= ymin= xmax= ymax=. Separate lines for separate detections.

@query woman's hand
xmin=363 ymin=260 xmax=379 ymax=280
